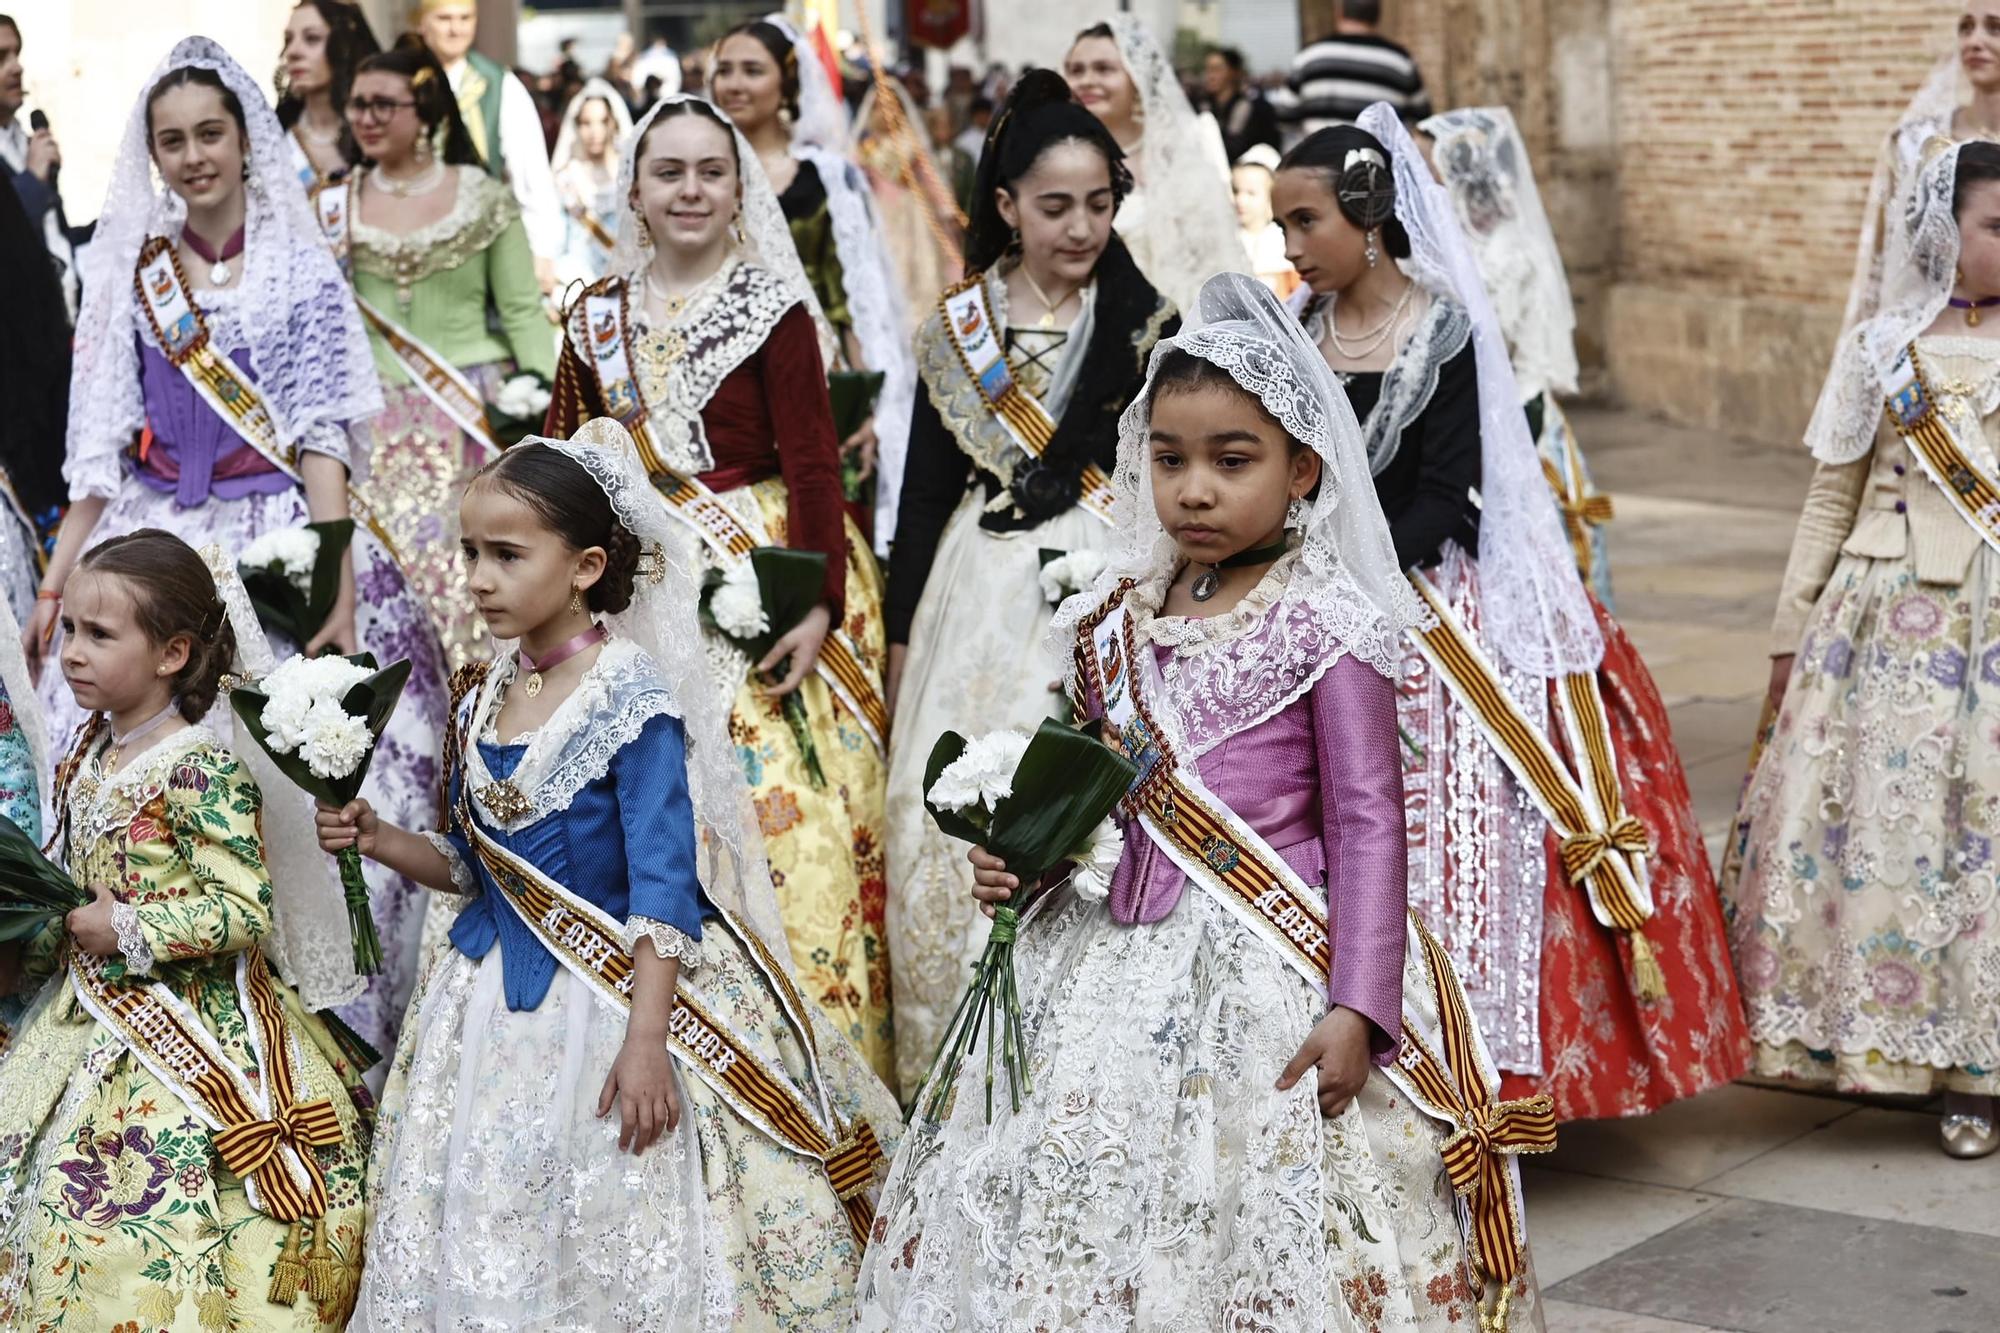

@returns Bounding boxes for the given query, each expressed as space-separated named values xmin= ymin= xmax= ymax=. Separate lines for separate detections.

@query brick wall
xmin=1371 ymin=0 xmax=1961 ymax=445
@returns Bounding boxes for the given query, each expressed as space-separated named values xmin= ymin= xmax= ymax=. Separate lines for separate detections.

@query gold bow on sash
xmin=212 ymin=1100 xmax=345 ymax=1215
xmin=1558 ymin=815 xmax=1650 ymax=885
xmin=1540 ymin=454 xmax=1614 ymax=579
xmin=1399 ymin=926 xmax=1556 ymax=1331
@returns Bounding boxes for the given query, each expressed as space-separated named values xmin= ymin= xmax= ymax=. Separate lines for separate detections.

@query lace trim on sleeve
xmin=422 ymin=830 xmax=475 ymax=894
xmin=111 ymin=901 xmax=155 ymax=975
xmin=294 ymin=417 xmax=352 ymax=467
xmin=622 ymin=916 xmax=702 ymax=967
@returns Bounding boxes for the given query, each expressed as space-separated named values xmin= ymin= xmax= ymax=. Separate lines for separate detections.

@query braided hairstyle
xmin=716 ymin=21 xmax=801 ymax=123
xmin=965 ymin=68 xmax=1132 ymax=272
xmin=473 ymin=444 xmax=641 ymax=614
xmin=1278 ymin=124 xmax=1410 ymax=259
xmin=75 ymin=530 xmax=237 ymax=722
xmin=354 ymin=34 xmax=481 ymax=168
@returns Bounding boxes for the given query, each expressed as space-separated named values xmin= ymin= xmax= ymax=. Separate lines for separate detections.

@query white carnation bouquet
xmin=238 ymin=519 xmax=355 ymax=650
xmin=231 ymin=651 xmax=413 ymax=973
xmin=914 ymin=719 xmax=1138 ymax=1124
xmin=1036 ymin=547 xmax=1110 ymax=607
xmin=486 ymin=374 xmax=555 ymax=447
xmin=698 ymin=547 xmax=831 ymax=787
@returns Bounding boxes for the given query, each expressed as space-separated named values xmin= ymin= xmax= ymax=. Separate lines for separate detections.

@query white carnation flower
xmin=256 ymin=653 xmax=374 ymax=757
xmin=1039 ymin=550 xmax=1110 ymax=605
xmin=709 ymin=562 xmax=769 ymax=640
xmin=927 ymin=728 xmax=1032 ymax=814
xmin=296 ymin=697 xmax=371 ymax=780
xmin=1068 ymin=817 xmax=1125 ymax=902
xmin=494 ymin=374 xmax=552 ymax=419
xmin=240 ymin=527 xmax=321 ymax=596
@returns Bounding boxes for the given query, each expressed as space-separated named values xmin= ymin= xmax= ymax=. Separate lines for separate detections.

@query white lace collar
xmin=68 ymin=723 xmax=215 ymax=851
xmin=460 ymin=637 xmax=681 ymax=832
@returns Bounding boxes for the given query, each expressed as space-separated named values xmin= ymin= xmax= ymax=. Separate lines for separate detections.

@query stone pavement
xmin=1521 ymin=408 xmax=2000 ymax=1333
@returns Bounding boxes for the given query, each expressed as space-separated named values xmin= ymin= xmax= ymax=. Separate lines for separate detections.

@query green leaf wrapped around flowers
xmin=238 ymin=519 xmax=355 ymax=654
xmin=699 ymin=547 xmax=831 ymax=788
xmin=0 ymin=812 xmax=85 ymax=945
xmin=827 ymin=368 xmax=886 ymax=444
xmin=229 ymin=653 xmax=413 ymax=975
xmin=912 ymin=719 xmax=1139 ymax=1126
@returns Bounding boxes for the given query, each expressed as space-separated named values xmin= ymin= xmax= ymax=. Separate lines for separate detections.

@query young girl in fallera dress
xmin=0 ymin=530 xmax=373 ymax=1332
xmin=319 ymin=424 xmax=899 ymax=1330
xmin=858 ymin=273 xmax=1548 ymax=1332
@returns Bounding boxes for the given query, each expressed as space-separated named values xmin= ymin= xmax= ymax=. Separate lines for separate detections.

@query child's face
xmin=1147 ymin=383 xmax=1318 ymax=566
xmin=59 ymin=571 xmax=187 ymax=717
xmin=995 ymin=142 xmax=1116 ymax=288
xmin=460 ymin=482 xmax=601 ymax=641
xmin=1272 ymin=166 xmax=1370 ymax=295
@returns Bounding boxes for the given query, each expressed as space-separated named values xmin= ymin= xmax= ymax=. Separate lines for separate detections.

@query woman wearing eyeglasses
xmin=334 ymin=36 xmax=554 ymax=670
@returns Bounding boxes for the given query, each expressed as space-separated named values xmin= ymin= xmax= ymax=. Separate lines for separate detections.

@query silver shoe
xmin=1940 ymin=1113 xmax=2000 ymax=1159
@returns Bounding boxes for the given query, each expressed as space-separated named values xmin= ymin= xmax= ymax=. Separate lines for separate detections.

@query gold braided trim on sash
xmin=1885 ymin=342 xmax=2000 ymax=556
xmin=1397 ymin=921 xmax=1555 ymax=1293
xmin=73 ymin=951 xmax=340 ymax=1223
xmin=1540 ymin=452 xmax=1613 ymax=579
xmin=936 ymin=272 xmax=1118 ymax=525
xmin=1406 ymin=574 xmax=1665 ymax=1000
xmin=453 ymin=772 xmax=882 ymax=1240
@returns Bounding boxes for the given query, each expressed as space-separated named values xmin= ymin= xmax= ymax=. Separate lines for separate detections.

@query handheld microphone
xmin=28 ymin=109 xmax=56 ymax=191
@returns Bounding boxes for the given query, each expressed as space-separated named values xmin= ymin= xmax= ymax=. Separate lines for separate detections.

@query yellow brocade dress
xmin=547 ymin=266 xmax=896 ymax=1083
xmin=0 ymin=728 xmax=371 ymax=1332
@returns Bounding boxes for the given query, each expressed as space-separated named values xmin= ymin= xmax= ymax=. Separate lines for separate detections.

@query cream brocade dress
xmin=1728 ymin=334 xmax=2000 ymax=1094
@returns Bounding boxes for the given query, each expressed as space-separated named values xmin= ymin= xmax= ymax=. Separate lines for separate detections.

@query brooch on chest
xmin=476 ymin=780 xmax=533 ymax=824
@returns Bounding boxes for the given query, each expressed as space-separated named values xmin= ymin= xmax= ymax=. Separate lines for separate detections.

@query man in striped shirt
xmin=1273 ymin=0 xmax=1432 ymax=140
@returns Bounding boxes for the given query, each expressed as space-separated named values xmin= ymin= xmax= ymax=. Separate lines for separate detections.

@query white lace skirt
xmin=856 ymin=886 xmax=1544 ymax=1333
xmin=885 ymin=492 xmax=1115 ymax=1099
xmin=355 ymin=935 xmax=898 ymax=1333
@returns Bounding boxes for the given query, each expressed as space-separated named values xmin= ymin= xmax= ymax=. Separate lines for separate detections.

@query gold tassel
xmin=1627 ymin=928 xmax=1668 ymax=1003
xmin=304 ymin=1216 xmax=338 ymax=1303
xmin=1478 ymin=1278 xmax=1513 ymax=1333
xmin=267 ymin=1220 xmax=306 ymax=1306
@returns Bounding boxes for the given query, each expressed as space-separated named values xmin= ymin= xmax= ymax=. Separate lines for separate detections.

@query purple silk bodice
xmin=133 ymin=338 xmax=292 ymax=507
xmin=1103 ymin=643 xmax=1408 ymax=1060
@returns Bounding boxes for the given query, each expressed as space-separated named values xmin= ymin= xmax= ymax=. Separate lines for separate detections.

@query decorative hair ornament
xmin=411 ymin=66 xmax=434 ymax=89
xmin=1336 ymin=146 xmax=1397 ymax=231
xmin=637 ymin=544 xmax=668 ymax=584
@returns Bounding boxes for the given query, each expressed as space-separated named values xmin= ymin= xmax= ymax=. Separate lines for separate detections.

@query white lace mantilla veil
xmin=762 ymin=13 xmax=920 ymax=553
xmin=1419 ymin=106 xmax=1579 ymax=403
xmin=1050 ymin=271 xmax=1428 ymax=689
xmin=530 ymin=419 xmax=796 ymax=966
xmin=1103 ymin=14 xmax=1248 ymax=312
xmin=1358 ymin=102 xmax=1603 ymax=678
xmin=196 ymin=546 xmax=363 ymax=1010
xmin=609 ymin=95 xmax=835 ymax=366
xmin=68 ymin=37 xmax=381 ymax=493
xmin=1806 ymin=139 xmax=1966 ymax=465
xmin=1844 ymin=41 xmax=1965 ymax=333
xmin=551 ymin=76 xmax=636 ymax=175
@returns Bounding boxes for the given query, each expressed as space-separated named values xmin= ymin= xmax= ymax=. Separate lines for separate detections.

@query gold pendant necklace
xmin=1018 ymin=266 xmax=1076 ymax=331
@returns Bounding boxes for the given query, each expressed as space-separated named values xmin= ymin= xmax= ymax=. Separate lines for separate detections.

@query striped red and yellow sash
xmin=1884 ymin=341 xmax=2000 ymax=556
xmin=71 ymin=950 xmax=341 ymax=1221
xmin=450 ymin=741 xmax=881 ymax=1239
xmin=937 ymin=273 xmax=1117 ymax=526
xmin=1407 ymin=572 xmax=1665 ymax=1000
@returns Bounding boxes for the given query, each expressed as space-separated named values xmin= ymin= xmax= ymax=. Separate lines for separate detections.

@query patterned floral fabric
xmin=361 ymin=365 xmax=508 ymax=674
xmin=1725 ymin=533 xmax=2000 ymax=1094
xmin=0 ymin=730 xmax=372 ymax=1332
xmin=33 ymin=478 xmax=450 ymax=1072
xmin=1402 ymin=550 xmax=1749 ymax=1120
xmin=704 ymin=479 xmax=895 ymax=1084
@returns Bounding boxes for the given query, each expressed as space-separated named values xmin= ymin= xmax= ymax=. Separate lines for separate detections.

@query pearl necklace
xmin=371 ymin=160 xmax=446 ymax=198
xmin=296 ymin=116 xmax=341 ymax=146
xmin=1326 ymin=281 xmax=1416 ymax=361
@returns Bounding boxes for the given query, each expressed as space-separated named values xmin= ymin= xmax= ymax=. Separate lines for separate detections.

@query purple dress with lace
xmin=42 ymin=314 xmax=450 ymax=1065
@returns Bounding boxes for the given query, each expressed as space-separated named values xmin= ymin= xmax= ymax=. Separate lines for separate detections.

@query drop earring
xmin=1285 ymin=497 xmax=1308 ymax=529
xmin=1364 ymin=230 xmax=1379 ymax=268
xmin=570 ymin=586 xmax=584 ymax=615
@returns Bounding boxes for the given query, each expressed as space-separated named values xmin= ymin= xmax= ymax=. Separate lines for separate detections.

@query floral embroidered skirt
xmin=1403 ymin=548 xmax=1748 ymax=1120
xmin=359 ymin=365 xmax=508 ymax=674
xmin=0 ymin=962 xmax=372 ymax=1332
xmin=693 ymin=477 xmax=895 ymax=1085
xmin=1723 ymin=546 xmax=2000 ymax=1094
xmin=855 ymin=885 xmax=1544 ymax=1332
xmin=36 ymin=481 xmax=451 ymax=1067
xmin=354 ymin=924 xmax=901 ymax=1332
xmin=883 ymin=493 xmax=1113 ymax=1101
